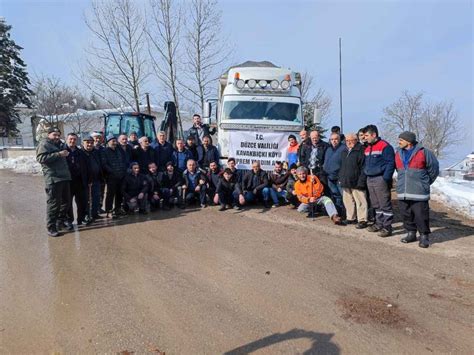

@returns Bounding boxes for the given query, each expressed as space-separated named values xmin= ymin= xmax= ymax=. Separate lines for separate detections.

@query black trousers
xmin=67 ymin=179 xmax=85 ymax=223
xmin=105 ymin=177 xmax=123 ymax=213
xmin=45 ymin=180 xmax=71 ymax=231
xmin=399 ymin=200 xmax=430 ymax=234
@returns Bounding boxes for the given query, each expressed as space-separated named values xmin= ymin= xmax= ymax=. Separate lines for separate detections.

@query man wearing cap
xmin=128 ymin=131 xmax=139 ymax=147
xmin=81 ymin=135 xmax=102 ymax=221
xmin=185 ymin=135 xmax=199 ymax=161
xmin=36 ymin=127 xmax=71 ymax=237
xmin=395 ymin=131 xmax=439 ymax=248
xmin=64 ymin=133 xmax=86 ymax=230
xmin=91 ymin=131 xmax=106 ymax=213
xmin=101 ymin=134 xmax=127 ymax=218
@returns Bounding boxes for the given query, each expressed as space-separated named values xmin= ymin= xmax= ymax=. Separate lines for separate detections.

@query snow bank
xmin=431 ymin=177 xmax=474 ymax=219
xmin=0 ymin=156 xmax=42 ymax=175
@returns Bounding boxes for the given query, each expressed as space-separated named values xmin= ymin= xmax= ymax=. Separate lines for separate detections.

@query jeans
xmin=328 ymin=179 xmax=344 ymax=214
xmin=269 ymin=188 xmax=288 ymax=204
xmin=244 ymin=187 xmax=270 ymax=203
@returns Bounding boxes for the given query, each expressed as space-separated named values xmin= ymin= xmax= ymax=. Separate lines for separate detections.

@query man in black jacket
xmin=206 ymin=161 xmax=221 ymax=205
xmin=147 ymin=162 xmax=163 ymax=211
xmin=101 ymin=135 xmax=127 ymax=218
xmin=300 ymin=130 xmax=330 ymax=185
xmin=122 ymin=162 xmax=149 ymax=214
xmin=159 ymin=162 xmax=184 ymax=207
xmin=118 ymin=134 xmax=133 ymax=167
xmin=133 ymin=136 xmax=156 ymax=173
xmin=185 ymin=135 xmax=199 ymax=161
xmin=81 ymin=136 xmax=102 ymax=221
xmin=216 ymin=168 xmax=243 ymax=211
xmin=226 ymin=157 xmax=243 ymax=184
xmin=269 ymin=161 xmax=291 ymax=207
xmin=182 ymin=159 xmax=208 ymax=207
xmin=339 ymin=133 xmax=368 ymax=229
xmin=153 ymin=131 xmax=174 ymax=171
xmin=64 ymin=133 xmax=85 ymax=229
xmin=241 ymin=161 xmax=271 ymax=208
xmin=187 ymin=113 xmax=216 ymax=145
xmin=197 ymin=135 xmax=220 ymax=170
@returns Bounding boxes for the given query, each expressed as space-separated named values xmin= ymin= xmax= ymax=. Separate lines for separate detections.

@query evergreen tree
xmin=0 ymin=18 xmax=32 ymax=137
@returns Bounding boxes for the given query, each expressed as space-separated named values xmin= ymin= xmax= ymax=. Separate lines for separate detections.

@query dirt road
xmin=1 ymin=170 xmax=473 ymax=354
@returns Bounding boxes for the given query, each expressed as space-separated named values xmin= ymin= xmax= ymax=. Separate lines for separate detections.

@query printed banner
xmin=228 ymin=131 xmax=289 ymax=171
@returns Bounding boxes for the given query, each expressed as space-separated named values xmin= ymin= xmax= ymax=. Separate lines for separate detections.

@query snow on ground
xmin=0 ymin=156 xmax=42 ymax=175
xmin=431 ymin=177 xmax=474 ymax=219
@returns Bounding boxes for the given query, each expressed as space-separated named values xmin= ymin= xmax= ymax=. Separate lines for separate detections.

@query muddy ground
xmin=0 ymin=170 xmax=473 ymax=354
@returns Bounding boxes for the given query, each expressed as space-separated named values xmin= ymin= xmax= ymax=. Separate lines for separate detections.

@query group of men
xmin=36 ymin=114 xmax=439 ymax=248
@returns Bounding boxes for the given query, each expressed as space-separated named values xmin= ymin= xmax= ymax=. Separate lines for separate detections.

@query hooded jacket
xmin=395 ymin=144 xmax=439 ymax=201
xmin=36 ymin=138 xmax=71 ymax=184
xmin=294 ymin=175 xmax=324 ymax=204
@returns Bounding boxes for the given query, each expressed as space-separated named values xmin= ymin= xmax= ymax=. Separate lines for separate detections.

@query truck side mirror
xmin=203 ymin=102 xmax=212 ymax=117
xmin=203 ymin=101 xmax=212 ymax=124
xmin=313 ymin=107 xmax=321 ymax=125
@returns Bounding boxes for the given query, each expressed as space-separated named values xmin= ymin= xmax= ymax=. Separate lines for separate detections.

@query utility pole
xmin=145 ymin=93 xmax=151 ymax=115
xmin=339 ymin=37 xmax=343 ymax=132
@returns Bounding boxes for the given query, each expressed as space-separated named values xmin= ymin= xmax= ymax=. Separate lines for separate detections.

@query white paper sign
xmin=228 ymin=131 xmax=289 ymax=171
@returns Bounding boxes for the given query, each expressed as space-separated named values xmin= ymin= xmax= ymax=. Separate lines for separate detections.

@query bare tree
xmin=381 ymin=91 xmax=463 ymax=158
xmin=301 ymin=71 xmax=332 ymax=131
xmin=147 ymin=0 xmax=184 ymax=136
xmin=183 ymin=0 xmax=229 ymax=115
xmin=81 ymin=0 xmax=148 ymax=112
xmin=30 ymin=75 xmax=108 ymax=142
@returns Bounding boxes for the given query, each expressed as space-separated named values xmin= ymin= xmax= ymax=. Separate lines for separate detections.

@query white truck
xmin=204 ymin=61 xmax=314 ymax=171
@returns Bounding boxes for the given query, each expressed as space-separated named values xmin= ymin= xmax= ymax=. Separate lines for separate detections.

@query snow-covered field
xmin=0 ymin=156 xmax=473 ymax=219
xmin=431 ymin=176 xmax=474 ymax=219
xmin=0 ymin=155 xmax=42 ymax=175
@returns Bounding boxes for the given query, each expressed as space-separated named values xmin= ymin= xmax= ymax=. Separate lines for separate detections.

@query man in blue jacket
xmin=323 ymin=132 xmax=346 ymax=216
xmin=363 ymin=125 xmax=395 ymax=237
xmin=395 ymin=131 xmax=439 ymax=248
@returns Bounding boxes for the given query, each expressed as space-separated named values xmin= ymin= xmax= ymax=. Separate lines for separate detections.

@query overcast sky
xmin=2 ymin=0 xmax=472 ymax=165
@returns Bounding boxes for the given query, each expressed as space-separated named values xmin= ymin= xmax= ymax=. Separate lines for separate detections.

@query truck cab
xmin=206 ymin=61 xmax=304 ymax=171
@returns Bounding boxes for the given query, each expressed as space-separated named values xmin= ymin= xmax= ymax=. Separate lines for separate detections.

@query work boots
xmin=401 ymin=231 xmax=417 ymax=244
xmin=419 ymin=234 xmax=430 ymax=248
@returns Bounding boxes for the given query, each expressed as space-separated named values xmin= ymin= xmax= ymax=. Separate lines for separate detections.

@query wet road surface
xmin=1 ymin=170 xmax=473 ymax=354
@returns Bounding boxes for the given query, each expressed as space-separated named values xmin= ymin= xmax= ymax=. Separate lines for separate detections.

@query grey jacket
xmin=395 ymin=144 xmax=439 ymax=201
xmin=36 ymin=138 xmax=71 ymax=184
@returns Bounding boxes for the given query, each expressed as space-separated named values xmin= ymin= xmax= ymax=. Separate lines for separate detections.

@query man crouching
xmin=122 ymin=162 xmax=149 ymax=214
xmin=294 ymin=166 xmax=343 ymax=225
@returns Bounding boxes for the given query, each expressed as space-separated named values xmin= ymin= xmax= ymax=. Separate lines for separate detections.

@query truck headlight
xmin=270 ymin=80 xmax=279 ymax=89
xmin=235 ymin=79 xmax=245 ymax=89
xmin=247 ymin=79 xmax=257 ymax=89
xmin=258 ymin=80 xmax=267 ymax=88
xmin=281 ymin=80 xmax=290 ymax=89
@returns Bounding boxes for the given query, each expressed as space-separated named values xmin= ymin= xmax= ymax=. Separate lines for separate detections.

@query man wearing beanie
xmin=395 ymin=131 xmax=439 ymax=248
xmin=36 ymin=127 xmax=71 ymax=237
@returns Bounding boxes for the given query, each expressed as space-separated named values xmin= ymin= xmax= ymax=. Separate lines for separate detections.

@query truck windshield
xmin=143 ymin=118 xmax=156 ymax=141
xmin=122 ymin=115 xmax=143 ymax=136
xmin=223 ymin=98 xmax=302 ymax=123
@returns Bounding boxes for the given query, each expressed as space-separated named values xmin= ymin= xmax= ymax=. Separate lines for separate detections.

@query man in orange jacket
xmin=293 ymin=166 xmax=343 ymax=225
